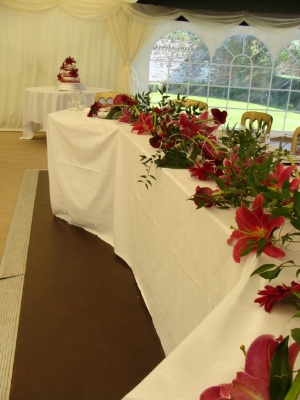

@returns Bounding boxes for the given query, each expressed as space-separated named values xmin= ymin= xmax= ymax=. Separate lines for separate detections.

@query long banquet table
xmin=47 ymin=109 xmax=300 ymax=399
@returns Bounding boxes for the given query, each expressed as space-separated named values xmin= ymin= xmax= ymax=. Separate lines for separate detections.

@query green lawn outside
xmin=149 ymin=91 xmax=300 ymax=134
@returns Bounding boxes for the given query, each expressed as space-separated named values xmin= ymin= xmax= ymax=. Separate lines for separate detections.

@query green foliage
xmin=251 ymin=261 xmax=299 ymax=281
xmin=156 ymin=148 xmax=194 ymax=169
xmin=138 ymin=153 xmax=160 ymax=189
xmin=270 ymin=336 xmax=292 ymax=400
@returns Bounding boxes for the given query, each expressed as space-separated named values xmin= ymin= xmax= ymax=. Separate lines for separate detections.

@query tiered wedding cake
xmin=57 ymin=57 xmax=85 ymax=91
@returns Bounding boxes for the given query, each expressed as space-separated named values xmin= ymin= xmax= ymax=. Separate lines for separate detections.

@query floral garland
xmin=87 ymin=87 xmax=300 ymax=399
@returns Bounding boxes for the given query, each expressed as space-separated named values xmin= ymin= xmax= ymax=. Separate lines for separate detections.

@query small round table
xmin=22 ymin=86 xmax=111 ymax=139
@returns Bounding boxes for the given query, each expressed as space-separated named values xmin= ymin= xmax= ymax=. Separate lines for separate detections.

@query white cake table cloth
xmin=22 ymin=86 xmax=111 ymax=139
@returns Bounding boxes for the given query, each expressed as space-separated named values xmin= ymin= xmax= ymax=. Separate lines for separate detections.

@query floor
xmin=0 ymin=133 xmax=165 ymax=400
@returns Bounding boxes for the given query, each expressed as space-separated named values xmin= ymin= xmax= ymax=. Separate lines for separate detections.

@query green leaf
xmin=271 ymin=207 xmax=292 ymax=218
xmin=240 ymin=243 xmax=256 ymax=257
xmin=105 ymin=106 xmax=122 ymax=119
xmin=189 ymin=146 xmax=201 ymax=162
xmin=155 ymin=149 xmax=194 ymax=169
xmin=209 ymin=174 xmax=227 ymax=191
xmin=292 ymin=312 xmax=300 ymax=319
xmin=284 ymin=369 xmax=300 ymax=400
xmin=259 ymin=268 xmax=282 ymax=280
xmin=250 ymin=263 xmax=279 ymax=277
xmin=270 ymin=336 xmax=292 ymax=400
xmin=293 ymin=291 xmax=300 ymax=300
xmin=290 ymin=217 xmax=300 ymax=231
xmin=293 ymin=190 xmax=300 ymax=217
xmin=282 ymin=179 xmax=291 ymax=201
xmin=291 ymin=328 xmax=300 ymax=344
xmin=263 ymin=191 xmax=286 ymax=200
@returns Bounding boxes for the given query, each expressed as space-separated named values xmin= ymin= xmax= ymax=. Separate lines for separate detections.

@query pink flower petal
xmin=263 ymin=242 xmax=286 ymax=259
xmin=278 ymin=165 xmax=297 ymax=187
xmin=231 ymin=236 xmax=257 ymax=263
xmin=200 ymin=383 xmax=232 ymax=399
xmin=288 ymin=342 xmax=300 ymax=370
xmin=244 ymin=334 xmax=282 ymax=384
xmin=235 ymin=205 xmax=263 ymax=232
xmin=231 ymin=372 xmax=268 ymax=400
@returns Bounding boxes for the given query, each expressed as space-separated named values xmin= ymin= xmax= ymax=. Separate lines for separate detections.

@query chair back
xmin=95 ymin=92 xmax=128 ymax=105
xmin=241 ymin=111 xmax=273 ymax=134
xmin=170 ymin=98 xmax=208 ymax=111
xmin=291 ymin=126 xmax=300 ymax=154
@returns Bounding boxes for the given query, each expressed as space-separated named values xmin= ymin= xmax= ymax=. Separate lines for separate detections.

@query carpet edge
xmin=0 ymin=169 xmax=39 ymax=400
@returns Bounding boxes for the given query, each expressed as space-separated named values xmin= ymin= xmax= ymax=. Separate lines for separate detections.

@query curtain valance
xmin=0 ymin=1 xmax=137 ymax=19
xmin=2 ymin=1 xmax=300 ymax=28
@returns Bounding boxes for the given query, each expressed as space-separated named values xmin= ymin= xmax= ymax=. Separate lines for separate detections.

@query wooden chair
xmin=170 ymin=98 xmax=208 ymax=111
xmin=95 ymin=92 xmax=129 ymax=105
xmin=240 ymin=111 xmax=273 ymax=134
xmin=291 ymin=126 xmax=300 ymax=154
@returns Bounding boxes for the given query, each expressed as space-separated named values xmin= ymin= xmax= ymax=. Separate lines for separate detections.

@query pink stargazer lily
xmin=265 ymin=163 xmax=300 ymax=194
xmin=119 ymin=108 xmax=132 ymax=123
xmin=171 ymin=113 xmax=202 ymax=139
xmin=227 ymin=194 xmax=285 ymax=263
xmin=200 ymin=334 xmax=300 ymax=400
xmin=131 ymin=112 xmax=154 ymax=134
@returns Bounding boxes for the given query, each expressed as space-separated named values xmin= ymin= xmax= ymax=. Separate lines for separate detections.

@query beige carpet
xmin=0 ymin=131 xmax=48 ymax=263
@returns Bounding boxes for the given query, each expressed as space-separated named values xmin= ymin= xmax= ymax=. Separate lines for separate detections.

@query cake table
xmin=21 ymin=86 xmax=111 ymax=139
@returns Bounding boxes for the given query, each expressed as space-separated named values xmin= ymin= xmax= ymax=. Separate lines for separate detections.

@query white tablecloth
xmin=46 ymin=109 xmax=300 ymax=399
xmin=22 ymin=86 xmax=111 ymax=139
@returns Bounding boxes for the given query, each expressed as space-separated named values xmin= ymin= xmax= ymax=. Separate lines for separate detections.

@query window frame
xmin=133 ymin=21 xmax=300 ymax=135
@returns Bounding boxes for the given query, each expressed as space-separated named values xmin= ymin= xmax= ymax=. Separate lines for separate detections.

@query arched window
xmin=148 ymin=30 xmax=300 ymax=134
xmin=272 ymin=41 xmax=300 ymax=132
xmin=210 ymin=34 xmax=273 ymax=128
xmin=148 ymin=30 xmax=210 ymax=97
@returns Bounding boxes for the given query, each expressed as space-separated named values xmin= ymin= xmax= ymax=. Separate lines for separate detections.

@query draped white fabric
xmin=1 ymin=0 xmax=300 ymax=130
xmin=106 ymin=10 xmax=154 ymax=94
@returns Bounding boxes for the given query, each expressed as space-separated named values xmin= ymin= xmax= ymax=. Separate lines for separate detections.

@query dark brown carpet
xmin=9 ymin=171 xmax=165 ymax=400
